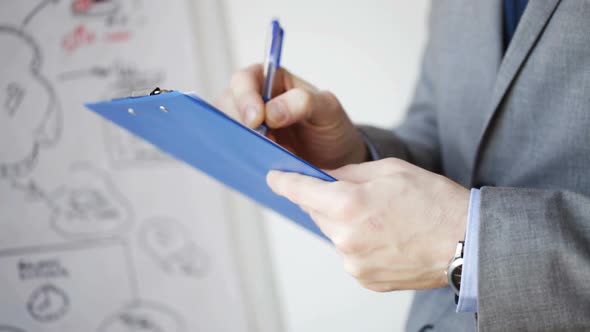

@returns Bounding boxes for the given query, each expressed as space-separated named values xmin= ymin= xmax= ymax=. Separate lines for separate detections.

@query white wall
xmin=222 ymin=1 xmax=431 ymax=331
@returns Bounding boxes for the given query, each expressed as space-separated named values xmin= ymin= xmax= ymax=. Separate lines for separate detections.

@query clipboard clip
xmin=149 ymin=87 xmax=173 ymax=96
xmin=111 ymin=87 xmax=174 ymax=100
xmin=131 ymin=87 xmax=173 ymax=97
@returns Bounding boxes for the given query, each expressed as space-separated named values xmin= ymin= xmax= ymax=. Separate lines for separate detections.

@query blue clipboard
xmin=86 ymin=90 xmax=335 ymax=240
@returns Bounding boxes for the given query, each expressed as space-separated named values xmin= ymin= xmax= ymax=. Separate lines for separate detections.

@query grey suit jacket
xmin=360 ymin=1 xmax=590 ymax=331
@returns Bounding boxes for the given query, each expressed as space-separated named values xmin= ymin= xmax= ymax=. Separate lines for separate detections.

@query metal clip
xmin=149 ymin=87 xmax=173 ymax=96
xmin=110 ymin=87 xmax=174 ymax=101
xmin=128 ymin=87 xmax=173 ymax=97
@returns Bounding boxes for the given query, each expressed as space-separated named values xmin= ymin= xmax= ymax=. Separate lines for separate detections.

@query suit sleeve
xmin=478 ymin=187 xmax=590 ymax=331
xmin=358 ymin=5 xmax=442 ymax=173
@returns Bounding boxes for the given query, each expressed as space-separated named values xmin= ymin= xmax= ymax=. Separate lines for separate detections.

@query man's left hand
xmin=267 ymin=158 xmax=469 ymax=292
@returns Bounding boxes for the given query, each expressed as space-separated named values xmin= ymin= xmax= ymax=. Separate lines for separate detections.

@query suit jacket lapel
xmin=469 ymin=0 xmax=562 ymax=184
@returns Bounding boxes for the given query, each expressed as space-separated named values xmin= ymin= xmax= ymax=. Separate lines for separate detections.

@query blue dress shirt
xmin=456 ymin=189 xmax=480 ymax=312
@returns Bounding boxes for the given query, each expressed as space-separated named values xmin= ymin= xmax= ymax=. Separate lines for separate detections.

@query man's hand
xmin=215 ymin=64 xmax=367 ymax=169
xmin=267 ymin=158 xmax=469 ymax=292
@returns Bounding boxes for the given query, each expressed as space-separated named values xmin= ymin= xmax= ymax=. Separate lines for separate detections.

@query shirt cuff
xmin=358 ymin=128 xmax=380 ymax=161
xmin=456 ymin=188 xmax=480 ymax=313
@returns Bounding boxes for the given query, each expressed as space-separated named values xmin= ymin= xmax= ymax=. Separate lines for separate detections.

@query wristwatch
xmin=446 ymin=241 xmax=464 ymax=297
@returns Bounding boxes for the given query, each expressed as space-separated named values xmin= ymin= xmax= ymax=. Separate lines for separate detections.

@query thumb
xmin=265 ymin=69 xmax=345 ymax=128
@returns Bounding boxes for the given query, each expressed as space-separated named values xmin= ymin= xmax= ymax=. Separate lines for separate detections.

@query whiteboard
xmin=0 ymin=1 xmax=280 ymax=331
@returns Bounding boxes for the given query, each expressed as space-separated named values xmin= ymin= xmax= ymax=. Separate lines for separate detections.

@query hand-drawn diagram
xmin=60 ymin=61 xmax=171 ymax=166
xmin=26 ymin=283 xmax=70 ymax=322
xmin=0 ymin=240 xmax=137 ymax=331
xmin=70 ymin=0 xmax=141 ymax=27
xmin=98 ymin=301 xmax=185 ymax=332
xmin=61 ymin=0 xmax=145 ymax=52
xmin=139 ymin=218 xmax=210 ymax=278
xmin=22 ymin=0 xmax=61 ymax=27
xmin=0 ymin=25 xmax=61 ymax=179
xmin=2 ymin=1 xmax=251 ymax=331
xmin=59 ymin=60 xmax=164 ymax=98
xmin=19 ymin=257 xmax=69 ymax=280
xmin=49 ymin=162 xmax=134 ymax=237
xmin=103 ymin=124 xmax=173 ymax=166
xmin=62 ymin=23 xmax=96 ymax=52
xmin=71 ymin=0 xmax=121 ymax=18
xmin=7 ymin=163 xmax=133 ymax=238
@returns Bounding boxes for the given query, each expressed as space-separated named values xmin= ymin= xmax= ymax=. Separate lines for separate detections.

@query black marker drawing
xmin=139 ymin=218 xmax=210 ymax=278
xmin=8 ymin=178 xmax=57 ymax=212
xmin=59 ymin=60 xmax=164 ymax=98
xmin=49 ymin=162 xmax=134 ymax=237
xmin=7 ymin=163 xmax=134 ymax=238
xmin=19 ymin=258 xmax=69 ymax=280
xmin=102 ymin=124 xmax=173 ymax=166
xmin=98 ymin=301 xmax=185 ymax=332
xmin=0 ymin=326 xmax=26 ymax=332
xmin=0 ymin=239 xmax=140 ymax=313
xmin=22 ymin=0 xmax=61 ymax=26
xmin=0 ymin=25 xmax=62 ymax=179
xmin=60 ymin=61 xmax=171 ymax=166
xmin=26 ymin=283 xmax=70 ymax=322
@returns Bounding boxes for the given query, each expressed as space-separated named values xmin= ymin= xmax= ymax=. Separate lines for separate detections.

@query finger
xmin=214 ymin=88 xmax=241 ymax=122
xmin=267 ymin=68 xmax=344 ymax=128
xmin=266 ymin=170 xmax=352 ymax=213
xmin=265 ymin=69 xmax=316 ymax=128
xmin=265 ymin=88 xmax=313 ymax=128
xmin=265 ymin=90 xmax=344 ymax=129
xmin=230 ymin=64 xmax=265 ymax=127
xmin=326 ymin=158 xmax=411 ymax=183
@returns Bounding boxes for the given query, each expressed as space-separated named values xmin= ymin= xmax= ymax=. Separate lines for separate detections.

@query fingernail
xmin=241 ymin=105 xmax=259 ymax=126
xmin=267 ymin=102 xmax=287 ymax=125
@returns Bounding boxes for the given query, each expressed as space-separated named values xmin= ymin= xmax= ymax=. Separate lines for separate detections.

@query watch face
xmin=451 ymin=265 xmax=462 ymax=290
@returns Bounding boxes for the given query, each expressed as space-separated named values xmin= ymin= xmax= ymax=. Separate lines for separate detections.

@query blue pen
xmin=255 ymin=19 xmax=284 ymax=135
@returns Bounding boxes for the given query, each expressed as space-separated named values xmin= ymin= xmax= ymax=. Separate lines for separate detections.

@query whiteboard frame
xmin=185 ymin=1 xmax=284 ymax=331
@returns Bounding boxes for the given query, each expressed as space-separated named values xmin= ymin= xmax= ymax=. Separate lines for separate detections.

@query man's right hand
xmin=215 ymin=64 xmax=368 ymax=169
